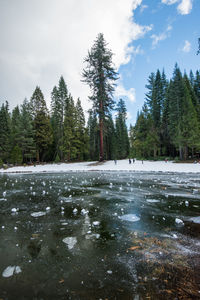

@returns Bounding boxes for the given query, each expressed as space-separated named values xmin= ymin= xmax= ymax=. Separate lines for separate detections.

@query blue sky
xmin=0 ymin=0 xmax=199 ymax=126
xmin=119 ymin=0 xmax=200 ymax=125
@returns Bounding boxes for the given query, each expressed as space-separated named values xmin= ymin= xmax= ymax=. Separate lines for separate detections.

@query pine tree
xmin=115 ymin=99 xmax=129 ymax=159
xmin=87 ymin=109 xmax=99 ymax=160
xmin=82 ymin=33 xmax=118 ymax=161
xmin=20 ymin=99 xmax=36 ymax=162
xmin=62 ymin=94 xmax=77 ymax=160
xmin=75 ymin=98 xmax=88 ymax=160
xmin=30 ymin=86 xmax=52 ymax=161
xmin=0 ymin=102 xmax=11 ymax=162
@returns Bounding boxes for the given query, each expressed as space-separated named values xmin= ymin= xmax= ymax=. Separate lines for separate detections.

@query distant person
xmin=114 ymin=159 xmax=117 ymax=165
xmin=133 ymin=158 xmax=135 ymax=163
xmin=142 ymin=160 xmax=143 ymax=164
xmin=129 ymin=159 xmax=131 ymax=164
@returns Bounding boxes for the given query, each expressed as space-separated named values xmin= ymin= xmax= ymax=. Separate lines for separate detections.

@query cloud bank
xmin=0 ymin=0 xmax=152 ymax=111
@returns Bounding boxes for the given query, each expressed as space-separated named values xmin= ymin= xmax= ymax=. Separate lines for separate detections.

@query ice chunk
xmin=81 ymin=208 xmax=88 ymax=215
xmin=175 ymin=218 xmax=184 ymax=225
xmin=107 ymin=270 xmax=112 ymax=274
xmin=3 ymin=191 xmax=6 ymax=197
xmin=46 ymin=207 xmax=50 ymax=211
xmin=73 ymin=208 xmax=78 ymax=214
xmin=189 ymin=216 xmax=200 ymax=224
xmin=62 ymin=237 xmax=77 ymax=250
xmin=185 ymin=200 xmax=189 ymax=207
xmin=2 ymin=266 xmax=15 ymax=277
xmin=0 ymin=198 xmax=6 ymax=201
xmin=31 ymin=211 xmax=46 ymax=217
xmin=2 ymin=266 xmax=22 ymax=278
xmin=146 ymin=199 xmax=160 ymax=203
xmin=11 ymin=208 xmax=18 ymax=213
xmin=120 ymin=214 xmax=140 ymax=222
xmin=92 ymin=221 xmax=100 ymax=226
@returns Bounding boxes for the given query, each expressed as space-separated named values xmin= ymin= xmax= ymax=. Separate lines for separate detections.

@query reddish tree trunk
xmin=99 ymin=97 xmax=104 ymax=161
xmin=99 ymin=116 xmax=103 ymax=161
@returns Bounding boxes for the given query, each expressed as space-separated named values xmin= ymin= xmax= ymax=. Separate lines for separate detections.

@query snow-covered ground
xmin=1 ymin=159 xmax=200 ymax=173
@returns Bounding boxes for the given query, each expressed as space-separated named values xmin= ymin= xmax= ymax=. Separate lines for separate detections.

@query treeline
xmin=0 ymin=76 xmax=129 ymax=165
xmin=130 ymin=64 xmax=200 ymax=160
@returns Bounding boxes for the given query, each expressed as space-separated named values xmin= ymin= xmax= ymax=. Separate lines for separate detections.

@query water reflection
xmin=0 ymin=171 xmax=200 ymax=299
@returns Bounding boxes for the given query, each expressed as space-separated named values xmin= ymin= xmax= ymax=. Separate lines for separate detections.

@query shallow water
xmin=0 ymin=171 xmax=200 ymax=299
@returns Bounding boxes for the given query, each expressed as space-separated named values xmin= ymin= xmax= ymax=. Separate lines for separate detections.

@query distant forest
xmin=0 ymin=76 xmax=129 ymax=165
xmin=0 ymin=64 xmax=200 ymax=165
xmin=130 ymin=64 xmax=200 ymax=161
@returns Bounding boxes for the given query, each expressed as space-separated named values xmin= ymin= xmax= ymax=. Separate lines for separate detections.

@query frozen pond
xmin=0 ymin=171 xmax=200 ymax=299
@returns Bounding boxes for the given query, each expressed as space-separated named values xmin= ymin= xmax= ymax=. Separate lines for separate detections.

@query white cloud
xmin=182 ymin=40 xmax=191 ymax=52
xmin=151 ymin=25 xmax=172 ymax=48
xmin=140 ymin=4 xmax=148 ymax=12
xmin=162 ymin=0 xmax=193 ymax=15
xmin=115 ymin=84 xmax=136 ymax=103
xmin=177 ymin=0 xmax=193 ymax=15
xmin=0 ymin=0 xmax=152 ymax=112
xmin=162 ymin=0 xmax=179 ymax=4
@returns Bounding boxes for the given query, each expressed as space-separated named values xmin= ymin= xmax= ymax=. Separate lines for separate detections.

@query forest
xmin=130 ymin=64 xmax=200 ymax=160
xmin=0 ymin=34 xmax=200 ymax=165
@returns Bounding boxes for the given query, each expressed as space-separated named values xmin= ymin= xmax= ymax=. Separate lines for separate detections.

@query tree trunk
xmin=99 ymin=116 xmax=104 ymax=161
xmin=179 ymin=145 xmax=183 ymax=160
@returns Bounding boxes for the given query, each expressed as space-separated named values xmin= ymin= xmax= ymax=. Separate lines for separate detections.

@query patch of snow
xmin=2 ymin=159 xmax=200 ymax=174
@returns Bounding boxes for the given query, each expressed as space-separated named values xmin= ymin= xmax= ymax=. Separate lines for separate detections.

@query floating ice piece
xmin=120 ymin=214 xmax=140 ymax=222
xmin=173 ymin=234 xmax=178 ymax=239
xmin=81 ymin=208 xmax=88 ymax=215
xmin=11 ymin=208 xmax=18 ymax=213
xmin=2 ymin=266 xmax=21 ymax=278
xmin=189 ymin=216 xmax=200 ymax=224
xmin=42 ymin=190 xmax=46 ymax=195
xmin=92 ymin=221 xmax=100 ymax=226
xmin=185 ymin=200 xmax=189 ymax=207
xmin=62 ymin=237 xmax=77 ymax=250
xmin=73 ymin=208 xmax=78 ymax=214
xmin=175 ymin=218 xmax=184 ymax=225
xmin=146 ymin=199 xmax=160 ymax=203
xmin=31 ymin=211 xmax=46 ymax=217
xmin=3 ymin=191 xmax=6 ymax=197
xmin=46 ymin=207 xmax=50 ymax=211
xmin=0 ymin=198 xmax=6 ymax=201
xmin=107 ymin=270 xmax=112 ymax=274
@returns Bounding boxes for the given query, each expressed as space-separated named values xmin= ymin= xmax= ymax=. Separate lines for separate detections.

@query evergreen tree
xmin=62 ymin=94 xmax=77 ymax=160
xmin=20 ymin=99 xmax=36 ymax=162
xmin=75 ymin=98 xmax=88 ymax=160
xmin=87 ymin=109 xmax=99 ymax=160
xmin=82 ymin=33 xmax=118 ymax=161
xmin=115 ymin=99 xmax=129 ymax=159
xmin=0 ymin=102 xmax=11 ymax=162
xmin=30 ymin=86 xmax=52 ymax=161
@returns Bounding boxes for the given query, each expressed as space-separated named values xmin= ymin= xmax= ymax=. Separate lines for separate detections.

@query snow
xmin=1 ymin=159 xmax=200 ymax=174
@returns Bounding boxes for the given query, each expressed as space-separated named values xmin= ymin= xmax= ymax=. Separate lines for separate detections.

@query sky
xmin=0 ymin=0 xmax=199 ymax=125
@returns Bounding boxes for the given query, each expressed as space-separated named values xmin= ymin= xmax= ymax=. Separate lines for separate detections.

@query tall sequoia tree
xmin=82 ymin=33 xmax=118 ymax=161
